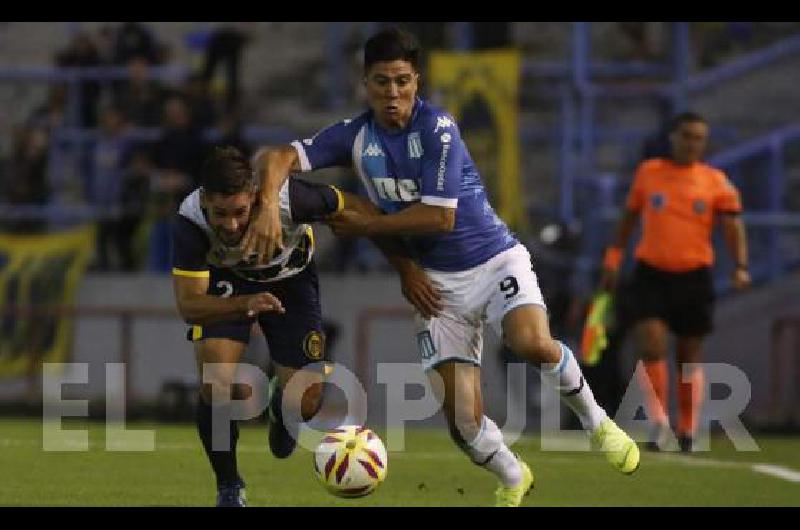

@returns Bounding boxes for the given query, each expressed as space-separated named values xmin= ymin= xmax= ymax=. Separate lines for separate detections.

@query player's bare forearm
xmin=333 ymin=191 xmax=418 ymax=273
xmin=365 ymin=203 xmax=455 ymax=236
xmin=254 ymin=145 xmax=299 ymax=204
xmin=173 ymin=276 xmax=283 ymax=325
xmin=370 ymin=235 xmax=417 ymax=275
xmin=175 ymin=293 xmax=251 ymax=325
xmin=340 ymin=191 xmax=382 ymax=216
xmin=245 ymin=145 xmax=300 ymax=263
xmin=721 ymin=213 xmax=748 ymax=268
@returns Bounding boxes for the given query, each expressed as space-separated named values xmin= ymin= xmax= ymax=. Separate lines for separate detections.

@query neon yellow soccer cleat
xmin=590 ymin=418 xmax=640 ymax=475
xmin=494 ymin=458 xmax=534 ymax=507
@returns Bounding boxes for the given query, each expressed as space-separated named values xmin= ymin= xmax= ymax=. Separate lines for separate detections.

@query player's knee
xmin=300 ymin=382 xmax=324 ymax=421
xmin=444 ymin=404 xmax=481 ymax=446
xmin=505 ymin=325 xmax=559 ymax=365
xmin=198 ymin=370 xmax=238 ymax=404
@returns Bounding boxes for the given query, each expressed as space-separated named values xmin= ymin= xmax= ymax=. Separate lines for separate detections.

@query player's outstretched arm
xmin=328 ymin=202 xmax=455 ymax=237
xmin=242 ymin=145 xmax=301 ymax=265
xmin=329 ymin=191 xmax=442 ymax=318
xmin=173 ymin=274 xmax=284 ymax=326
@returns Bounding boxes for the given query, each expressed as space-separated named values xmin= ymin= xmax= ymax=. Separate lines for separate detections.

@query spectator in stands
xmin=90 ymin=105 xmax=134 ymax=270
xmin=54 ymin=31 xmax=102 ymax=127
xmin=113 ymin=22 xmax=161 ymax=65
xmin=183 ymin=73 xmax=218 ymax=130
xmin=116 ymin=147 xmax=153 ymax=270
xmin=618 ymin=22 xmax=659 ymax=61
xmin=95 ymin=24 xmax=118 ymax=65
xmin=211 ymin=110 xmax=250 ymax=158
xmin=114 ymin=57 xmax=165 ymax=127
xmin=151 ymin=95 xmax=206 ymax=193
xmin=27 ymin=85 xmax=68 ymax=136
xmin=202 ymin=24 xmax=253 ymax=112
xmin=471 ymin=22 xmax=512 ymax=49
xmin=146 ymin=95 xmax=208 ymax=271
xmin=1 ymin=126 xmax=51 ymax=233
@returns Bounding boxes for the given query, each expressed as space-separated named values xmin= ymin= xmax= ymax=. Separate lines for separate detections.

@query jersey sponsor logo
xmin=440 ymin=132 xmax=452 ymax=143
xmin=417 ymin=330 xmax=436 ymax=360
xmin=408 ymin=132 xmax=423 ymax=158
xmin=363 ymin=142 xmax=384 ymax=157
xmin=436 ymin=143 xmax=451 ymax=191
xmin=303 ymin=330 xmax=325 ymax=360
xmin=373 ymin=178 xmax=420 ymax=202
xmin=434 ymin=115 xmax=454 ymax=133
xmin=650 ymin=192 xmax=666 ymax=210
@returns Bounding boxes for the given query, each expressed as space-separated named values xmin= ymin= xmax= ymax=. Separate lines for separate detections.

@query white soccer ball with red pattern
xmin=313 ymin=425 xmax=388 ymax=498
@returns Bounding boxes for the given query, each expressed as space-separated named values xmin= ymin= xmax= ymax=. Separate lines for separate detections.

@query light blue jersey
xmin=292 ymin=98 xmax=517 ymax=271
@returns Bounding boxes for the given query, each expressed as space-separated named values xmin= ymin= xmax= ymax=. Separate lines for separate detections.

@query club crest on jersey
xmin=363 ymin=143 xmax=384 ymax=157
xmin=693 ymin=199 xmax=707 ymax=214
xmin=650 ymin=193 xmax=666 ymax=210
xmin=434 ymin=116 xmax=453 ymax=133
xmin=408 ymin=132 xmax=423 ymax=158
xmin=303 ymin=330 xmax=325 ymax=361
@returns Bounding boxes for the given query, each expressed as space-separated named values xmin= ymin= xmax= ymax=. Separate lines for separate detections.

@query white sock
xmin=464 ymin=416 xmax=522 ymax=487
xmin=543 ymin=342 xmax=608 ymax=432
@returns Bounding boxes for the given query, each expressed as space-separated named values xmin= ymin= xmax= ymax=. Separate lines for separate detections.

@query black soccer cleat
xmin=216 ymin=480 xmax=246 ymax=507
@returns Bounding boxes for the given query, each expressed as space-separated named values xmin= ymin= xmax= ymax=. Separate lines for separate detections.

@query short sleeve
xmin=713 ymin=171 xmax=742 ymax=214
xmin=288 ymin=177 xmax=343 ymax=222
xmin=171 ymin=215 xmax=210 ymax=278
xmin=291 ymin=118 xmax=360 ymax=171
xmin=626 ymin=162 xmax=649 ymax=212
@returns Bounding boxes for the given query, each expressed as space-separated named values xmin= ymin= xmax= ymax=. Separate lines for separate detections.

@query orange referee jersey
xmin=626 ymin=158 xmax=742 ymax=272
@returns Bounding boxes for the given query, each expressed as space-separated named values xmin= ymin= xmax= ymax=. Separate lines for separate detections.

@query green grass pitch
xmin=0 ymin=418 xmax=798 ymax=506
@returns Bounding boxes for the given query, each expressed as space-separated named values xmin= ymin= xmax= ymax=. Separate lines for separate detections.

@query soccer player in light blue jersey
xmin=245 ymin=27 xmax=640 ymax=506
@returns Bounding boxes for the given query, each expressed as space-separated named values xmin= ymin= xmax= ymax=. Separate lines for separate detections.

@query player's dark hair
xmin=669 ymin=111 xmax=707 ymax=132
xmin=200 ymin=146 xmax=254 ymax=196
xmin=364 ymin=27 xmax=421 ymax=71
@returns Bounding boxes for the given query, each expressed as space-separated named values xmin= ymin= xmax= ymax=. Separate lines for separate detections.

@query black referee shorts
xmin=631 ymin=260 xmax=715 ymax=337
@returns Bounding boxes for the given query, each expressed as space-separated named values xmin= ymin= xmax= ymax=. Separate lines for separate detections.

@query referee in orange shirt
xmin=600 ymin=112 xmax=751 ymax=452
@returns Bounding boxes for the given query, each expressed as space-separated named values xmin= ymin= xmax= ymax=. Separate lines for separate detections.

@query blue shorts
xmin=186 ymin=260 xmax=327 ymax=369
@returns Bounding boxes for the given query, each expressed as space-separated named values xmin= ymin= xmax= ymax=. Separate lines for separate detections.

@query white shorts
xmin=414 ymin=244 xmax=547 ymax=371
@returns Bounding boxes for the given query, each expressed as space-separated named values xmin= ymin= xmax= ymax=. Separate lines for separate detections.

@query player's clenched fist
xmin=243 ymin=292 xmax=285 ymax=318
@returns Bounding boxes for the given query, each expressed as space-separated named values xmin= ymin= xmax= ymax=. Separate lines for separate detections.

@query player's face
xmin=670 ymin=121 xmax=708 ymax=164
xmin=203 ymin=191 xmax=255 ymax=246
xmin=365 ymin=60 xmax=419 ymax=130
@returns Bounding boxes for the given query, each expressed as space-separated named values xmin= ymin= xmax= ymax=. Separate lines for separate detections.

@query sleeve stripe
xmin=172 ymin=268 xmax=210 ymax=278
xmin=330 ymin=185 xmax=345 ymax=212
xmin=421 ymin=196 xmax=458 ymax=208
xmin=291 ymin=141 xmax=312 ymax=172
